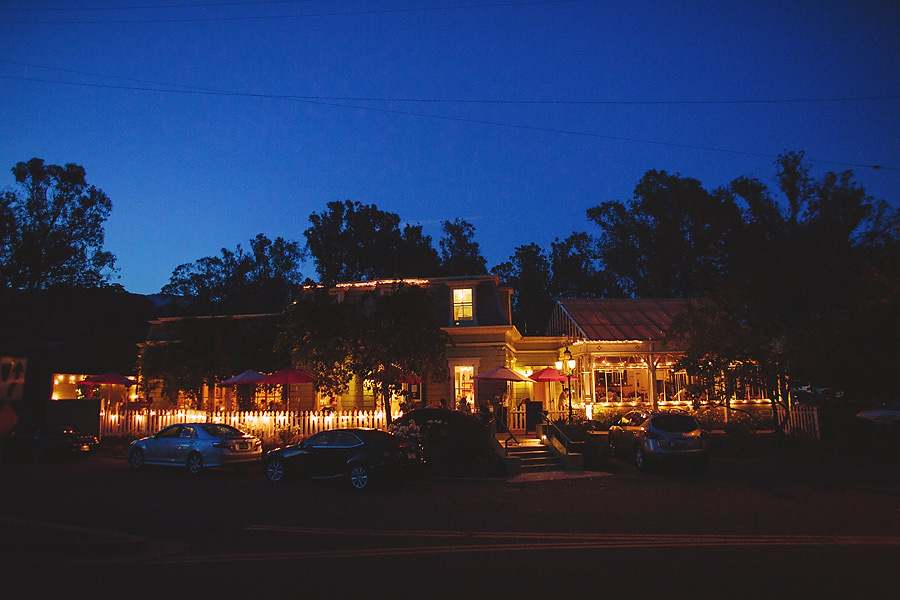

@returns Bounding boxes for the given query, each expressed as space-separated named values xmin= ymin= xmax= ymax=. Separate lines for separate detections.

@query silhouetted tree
xmin=1 ymin=158 xmax=116 ymax=289
xmin=492 ymin=243 xmax=554 ymax=335
xmin=586 ymin=170 xmax=743 ymax=298
xmin=549 ymin=232 xmax=621 ymax=298
xmin=278 ymin=284 xmax=449 ymax=423
xmin=439 ymin=218 xmax=487 ymax=276
xmin=161 ymin=234 xmax=303 ymax=315
xmin=304 ymin=200 xmax=440 ymax=285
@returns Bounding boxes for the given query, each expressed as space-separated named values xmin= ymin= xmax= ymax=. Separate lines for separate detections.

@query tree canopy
xmin=161 ymin=234 xmax=303 ymax=315
xmin=1 ymin=158 xmax=116 ymax=289
xmin=492 ymin=243 xmax=555 ymax=335
xmin=278 ymin=283 xmax=450 ymax=423
xmin=138 ymin=315 xmax=284 ymax=406
xmin=439 ymin=218 xmax=488 ymax=276
xmin=304 ymin=200 xmax=440 ymax=285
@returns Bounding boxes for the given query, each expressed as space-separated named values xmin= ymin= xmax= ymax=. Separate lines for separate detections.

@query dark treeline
xmin=3 ymin=153 xmax=898 ymax=402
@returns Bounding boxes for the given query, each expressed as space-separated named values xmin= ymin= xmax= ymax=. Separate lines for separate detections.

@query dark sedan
xmin=264 ymin=428 xmax=422 ymax=489
xmin=0 ymin=424 xmax=98 ymax=461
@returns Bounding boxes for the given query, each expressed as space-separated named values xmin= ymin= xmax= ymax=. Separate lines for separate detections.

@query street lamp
xmin=555 ymin=347 xmax=577 ymax=423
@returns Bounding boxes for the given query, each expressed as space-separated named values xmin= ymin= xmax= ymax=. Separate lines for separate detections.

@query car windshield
xmin=200 ymin=424 xmax=243 ymax=438
xmin=651 ymin=415 xmax=700 ymax=433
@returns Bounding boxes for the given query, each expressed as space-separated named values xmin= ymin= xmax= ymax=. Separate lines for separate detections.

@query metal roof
xmin=556 ymin=298 xmax=695 ymax=342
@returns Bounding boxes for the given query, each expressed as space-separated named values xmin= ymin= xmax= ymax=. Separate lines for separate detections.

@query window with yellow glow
xmin=454 ymin=365 xmax=474 ymax=409
xmin=452 ymin=288 xmax=474 ymax=322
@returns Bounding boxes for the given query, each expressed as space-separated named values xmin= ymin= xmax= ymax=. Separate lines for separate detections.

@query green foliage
xmin=393 ymin=408 xmax=504 ymax=476
xmin=1 ymin=158 xmax=116 ymax=290
xmin=138 ymin=315 xmax=283 ymax=405
xmin=278 ymin=283 xmax=450 ymax=411
xmin=439 ymin=218 xmax=488 ymax=276
xmin=492 ymin=243 xmax=555 ymax=335
xmin=161 ymin=234 xmax=303 ymax=315
xmin=587 ymin=169 xmax=743 ymax=298
xmin=549 ymin=232 xmax=621 ymax=299
xmin=0 ymin=286 xmax=159 ymax=374
xmin=304 ymin=200 xmax=440 ymax=285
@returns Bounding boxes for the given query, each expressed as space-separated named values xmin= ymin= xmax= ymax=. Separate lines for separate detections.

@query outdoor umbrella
xmin=82 ymin=373 xmax=135 ymax=409
xmin=529 ymin=367 xmax=568 ymax=412
xmin=473 ymin=367 xmax=534 ymax=414
xmin=529 ymin=367 xmax=567 ymax=382
xmin=258 ymin=368 xmax=315 ymax=411
xmin=473 ymin=367 xmax=535 ymax=383
xmin=83 ymin=372 xmax=134 ymax=386
xmin=222 ymin=370 xmax=266 ymax=385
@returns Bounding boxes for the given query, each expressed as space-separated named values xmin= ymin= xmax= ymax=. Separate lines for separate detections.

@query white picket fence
xmin=100 ymin=409 xmax=391 ymax=444
xmin=99 ymin=406 xmax=578 ymax=444
xmin=775 ymin=403 xmax=822 ymax=439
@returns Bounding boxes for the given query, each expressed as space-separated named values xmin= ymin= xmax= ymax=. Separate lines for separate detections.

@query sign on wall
xmin=1 ymin=357 xmax=27 ymax=403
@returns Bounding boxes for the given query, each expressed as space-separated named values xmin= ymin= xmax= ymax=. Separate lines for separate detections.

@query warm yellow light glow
xmin=335 ymin=278 xmax=430 ymax=289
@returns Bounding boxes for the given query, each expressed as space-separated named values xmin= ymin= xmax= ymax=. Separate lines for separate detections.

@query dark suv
xmin=608 ymin=411 xmax=708 ymax=470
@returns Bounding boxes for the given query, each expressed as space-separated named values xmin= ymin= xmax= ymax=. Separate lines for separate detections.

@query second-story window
xmin=452 ymin=287 xmax=474 ymax=323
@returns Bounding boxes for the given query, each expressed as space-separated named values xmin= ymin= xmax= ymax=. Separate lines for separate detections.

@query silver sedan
xmin=127 ymin=423 xmax=262 ymax=474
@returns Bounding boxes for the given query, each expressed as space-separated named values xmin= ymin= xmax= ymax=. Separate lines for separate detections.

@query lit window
xmin=453 ymin=288 xmax=474 ymax=322
xmin=454 ymin=365 xmax=474 ymax=410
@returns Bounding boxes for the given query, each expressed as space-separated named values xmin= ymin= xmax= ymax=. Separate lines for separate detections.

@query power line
xmin=0 ymin=72 xmax=893 ymax=172
xmin=0 ymin=0 xmax=316 ymax=11
xmin=3 ymin=60 xmax=897 ymax=107
xmin=1 ymin=0 xmax=582 ymax=24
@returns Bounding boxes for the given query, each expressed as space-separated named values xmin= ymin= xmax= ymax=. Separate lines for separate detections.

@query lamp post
xmin=555 ymin=347 xmax=577 ymax=423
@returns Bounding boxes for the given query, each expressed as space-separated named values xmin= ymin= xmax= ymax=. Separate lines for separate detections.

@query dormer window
xmin=452 ymin=287 xmax=474 ymax=324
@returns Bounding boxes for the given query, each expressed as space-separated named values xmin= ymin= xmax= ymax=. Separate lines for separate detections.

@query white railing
xmin=100 ymin=409 xmax=391 ymax=444
xmin=775 ymin=403 xmax=822 ymax=440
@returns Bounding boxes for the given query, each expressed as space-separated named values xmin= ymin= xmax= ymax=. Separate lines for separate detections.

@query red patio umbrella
xmin=530 ymin=367 xmax=568 ymax=412
xmin=529 ymin=367 xmax=567 ymax=382
xmin=258 ymin=368 xmax=315 ymax=411
xmin=83 ymin=372 xmax=135 ymax=386
xmin=81 ymin=373 xmax=135 ymax=409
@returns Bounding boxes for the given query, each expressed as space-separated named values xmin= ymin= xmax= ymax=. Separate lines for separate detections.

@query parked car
xmin=263 ymin=428 xmax=422 ymax=489
xmin=127 ymin=423 xmax=262 ymax=474
xmin=0 ymin=424 xmax=98 ymax=461
xmin=608 ymin=410 xmax=708 ymax=470
xmin=856 ymin=401 xmax=900 ymax=427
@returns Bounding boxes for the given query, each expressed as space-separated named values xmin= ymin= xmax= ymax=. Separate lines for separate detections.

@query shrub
xmin=393 ymin=408 xmax=504 ymax=477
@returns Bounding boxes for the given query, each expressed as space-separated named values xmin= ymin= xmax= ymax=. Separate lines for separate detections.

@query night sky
xmin=2 ymin=0 xmax=898 ymax=294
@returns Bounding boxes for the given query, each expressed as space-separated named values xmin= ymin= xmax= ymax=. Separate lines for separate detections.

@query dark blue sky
xmin=2 ymin=0 xmax=898 ymax=294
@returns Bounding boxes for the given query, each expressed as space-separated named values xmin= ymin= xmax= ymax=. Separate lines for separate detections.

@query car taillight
xmin=643 ymin=430 xmax=664 ymax=441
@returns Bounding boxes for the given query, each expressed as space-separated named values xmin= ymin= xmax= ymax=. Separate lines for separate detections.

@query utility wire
xmin=3 ymin=72 xmax=892 ymax=171
xmin=1 ymin=0 xmax=583 ymax=24
xmin=0 ymin=0 xmax=316 ymax=11
xmin=3 ymin=60 xmax=897 ymax=107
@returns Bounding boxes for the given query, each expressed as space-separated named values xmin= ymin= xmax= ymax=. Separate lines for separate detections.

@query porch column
xmin=646 ymin=355 xmax=658 ymax=411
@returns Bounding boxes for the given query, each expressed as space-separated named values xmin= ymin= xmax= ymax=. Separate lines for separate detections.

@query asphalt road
xmin=1 ymin=449 xmax=898 ymax=599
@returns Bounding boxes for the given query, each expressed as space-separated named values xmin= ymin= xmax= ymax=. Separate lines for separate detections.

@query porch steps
xmin=505 ymin=438 xmax=565 ymax=473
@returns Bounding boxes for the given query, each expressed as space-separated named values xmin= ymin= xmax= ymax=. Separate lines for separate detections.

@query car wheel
xmin=635 ymin=445 xmax=650 ymax=471
xmin=186 ymin=452 xmax=203 ymax=475
xmin=128 ymin=448 xmax=145 ymax=470
xmin=349 ymin=464 xmax=369 ymax=489
xmin=265 ymin=457 xmax=285 ymax=482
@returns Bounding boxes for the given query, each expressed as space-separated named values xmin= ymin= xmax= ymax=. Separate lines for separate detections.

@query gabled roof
xmin=554 ymin=298 xmax=695 ymax=342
